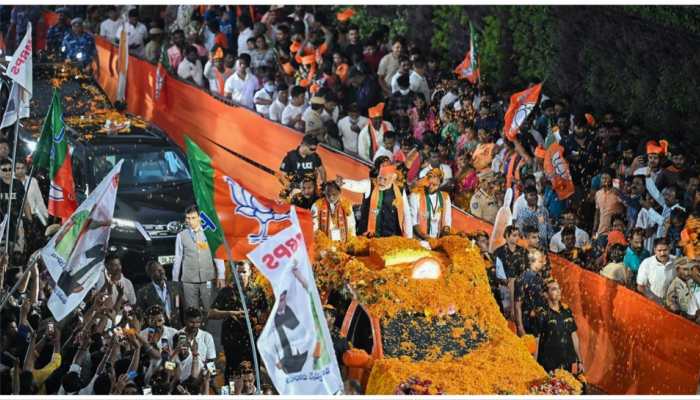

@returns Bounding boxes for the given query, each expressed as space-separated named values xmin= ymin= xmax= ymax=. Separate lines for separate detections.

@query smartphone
xmin=164 ymin=361 xmax=176 ymax=370
xmin=47 ymin=322 xmax=55 ymax=335
xmin=142 ymin=387 xmax=152 ymax=395
xmin=612 ymin=178 xmax=621 ymax=189
xmin=127 ymin=370 xmax=137 ymax=380
xmin=206 ymin=361 xmax=217 ymax=376
xmin=177 ymin=335 xmax=188 ymax=348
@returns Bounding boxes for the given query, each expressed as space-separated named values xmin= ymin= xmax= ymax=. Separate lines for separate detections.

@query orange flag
xmin=502 ymin=83 xmax=542 ymax=141
xmin=453 ymin=22 xmax=479 ymax=84
xmin=543 ymin=141 xmax=575 ymax=200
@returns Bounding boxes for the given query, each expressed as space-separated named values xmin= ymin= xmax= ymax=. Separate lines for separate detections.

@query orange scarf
xmin=368 ymin=121 xmax=389 ymax=159
xmin=366 ymin=183 xmax=405 ymax=237
xmin=315 ymin=198 xmax=353 ymax=241
xmin=416 ymin=188 xmax=448 ymax=236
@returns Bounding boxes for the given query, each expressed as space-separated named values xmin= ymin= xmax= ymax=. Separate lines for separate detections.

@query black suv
xmin=16 ymin=70 xmax=194 ymax=285
xmin=21 ymin=124 xmax=194 ymax=285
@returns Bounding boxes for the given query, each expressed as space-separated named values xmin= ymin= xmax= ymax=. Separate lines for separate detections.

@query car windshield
xmin=91 ymin=148 xmax=191 ymax=187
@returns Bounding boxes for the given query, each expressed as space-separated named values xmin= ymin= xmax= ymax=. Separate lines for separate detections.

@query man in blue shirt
xmin=61 ymin=18 xmax=95 ymax=66
xmin=624 ymin=228 xmax=650 ymax=285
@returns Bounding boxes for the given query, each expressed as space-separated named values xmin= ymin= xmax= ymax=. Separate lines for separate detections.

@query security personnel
xmin=47 ymin=8 xmax=70 ymax=52
xmin=470 ymin=171 xmax=500 ymax=224
xmin=61 ymin=18 xmax=96 ymax=65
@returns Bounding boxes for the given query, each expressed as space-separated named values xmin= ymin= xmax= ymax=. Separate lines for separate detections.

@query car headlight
xmin=112 ymin=218 xmax=137 ymax=229
xmin=76 ymin=52 xmax=84 ymax=60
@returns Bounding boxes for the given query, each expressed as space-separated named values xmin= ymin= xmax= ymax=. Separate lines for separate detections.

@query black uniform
xmin=535 ymin=304 xmax=578 ymax=372
xmin=279 ymin=148 xmax=323 ymax=187
xmin=0 ymin=178 xmax=26 ymax=244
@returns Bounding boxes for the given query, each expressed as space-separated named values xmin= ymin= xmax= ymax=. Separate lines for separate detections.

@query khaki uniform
xmin=470 ymin=189 xmax=499 ymax=223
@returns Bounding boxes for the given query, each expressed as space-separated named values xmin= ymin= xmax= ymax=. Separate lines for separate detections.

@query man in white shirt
xmin=302 ymin=96 xmax=326 ymax=140
xmin=102 ymin=254 xmax=137 ymax=305
xmin=373 ymin=131 xmax=398 ymax=162
xmin=253 ymin=76 xmax=276 ymax=118
xmin=439 ymin=87 xmax=459 ymax=121
xmin=408 ymin=59 xmax=431 ymax=103
xmin=410 ymin=168 xmax=452 ymax=242
xmin=549 ymin=210 xmax=591 ymax=253
xmin=389 ymin=57 xmax=413 ymax=94
xmin=337 ymin=103 xmax=367 ymax=156
xmin=115 ymin=9 xmax=148 ymax=58
xmin=177 ymin=46 xmax=205 ymax=87
xmin=99 ymin=6 xmax=123 ymax=42
xmin=268 ymin=83 xmax=288 ymax=122
xmin=281 ymin=85 xmax=307 ymax=130
xmin=178 ymin=307 xmax=217 ymax=365
xmin=637 ymin=238 xmax=676 ymax=304
xmin=237 ymin=15 xmax=254 ymax=56
xmin=224 ymin=56 xmax=259 ymax=109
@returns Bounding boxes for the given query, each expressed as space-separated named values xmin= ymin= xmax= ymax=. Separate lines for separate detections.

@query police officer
xmin=46 ymin=8 xmax=70 ymax=53
xmin=470 ymin=171 xmax=500 ymax=224
xmin=279 ymin=135 xmax=327 ymax=191
xmin=61 ymin=17 xmax=95 ymax=66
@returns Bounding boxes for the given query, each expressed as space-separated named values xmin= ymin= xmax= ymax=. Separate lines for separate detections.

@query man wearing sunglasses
xmin=0 ymin=158 xmax=32 ymax=248
xmin=279 ymin=135 xmax=327 ymax=192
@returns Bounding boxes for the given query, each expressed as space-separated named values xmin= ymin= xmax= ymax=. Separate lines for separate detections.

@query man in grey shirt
xmin=172 ymin=205 xmax=224 ymax=320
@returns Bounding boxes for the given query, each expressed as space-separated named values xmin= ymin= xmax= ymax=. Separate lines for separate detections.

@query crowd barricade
xmin=86 ymin=32 xmax=700 ymax=394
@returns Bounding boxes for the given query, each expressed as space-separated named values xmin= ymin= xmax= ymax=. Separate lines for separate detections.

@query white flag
xmin=4 ymin=23 xmax=32 ymax=96
xmin=42 ymin=160 xmax=123 ymax=322
xmin=0 ymin=214 xmax=9 ymax=246
xmin=0 ymin=82 xmax=20 ymax=129
xmin=247 ymin=207 xmax=343 ymax=395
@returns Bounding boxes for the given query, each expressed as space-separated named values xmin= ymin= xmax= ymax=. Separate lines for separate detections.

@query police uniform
xmin=279 ymin=148 xmax=323 ymax=187
xmin=470 ymin=189 xmax=499 ymax=223
xmin=61 ymin=31 xmax=96 ymax=64
xmin=47 ymin=23 xmax=69 ymax=52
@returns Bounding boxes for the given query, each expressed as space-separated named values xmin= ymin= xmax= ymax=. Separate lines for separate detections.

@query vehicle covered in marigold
xmin=312 ymin=233 xmax=582 ymax=395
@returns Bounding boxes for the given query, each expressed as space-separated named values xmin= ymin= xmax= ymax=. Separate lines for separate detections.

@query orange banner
xmin=91 ymin=36 xmax=700 ymax=394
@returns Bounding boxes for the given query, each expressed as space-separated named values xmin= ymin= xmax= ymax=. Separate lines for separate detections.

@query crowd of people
xmin=0 ymin=3 xmax=699 ymax=395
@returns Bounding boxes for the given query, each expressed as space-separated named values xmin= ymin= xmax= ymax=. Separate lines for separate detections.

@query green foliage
xmin=334 ymin=6 xmax=408 ymax=41
xmin=480 ymin=15 xmax=504 ymax=88
xmin=507 ymin=6 xmax=557 ymax=85
xmin=430 ymin=6 xmax=472 ymax=69
xmin=622 ymin=5 xmax=700 ymax=36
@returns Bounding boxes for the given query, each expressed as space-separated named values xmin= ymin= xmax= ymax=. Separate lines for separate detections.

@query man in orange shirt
xmin=594 ymin=170 xmax=624 ymax=238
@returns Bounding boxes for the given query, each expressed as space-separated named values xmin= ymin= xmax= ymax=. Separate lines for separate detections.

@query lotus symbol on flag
xmin=224 ymin=176 xmax=289 ymax=244
xmin=511 ymin=103 xmax=535 ymax=132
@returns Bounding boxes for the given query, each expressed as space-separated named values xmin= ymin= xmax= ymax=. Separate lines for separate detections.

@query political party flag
xmin=543 ymin=133 xmax=575 ymax=200
xmin=184 ymin=136 xmax=313 ymax=259
xmin=454 ymin=22 xmax=479 ymax=84
xmin=33 ymin=89 xmax=77 ymax=219
xmin=247 ymin=207 xmax=343 ymax=395
xmin=503 ymin=83 xmax=542 ymax=141
xmin=0 ymin=82 xmax=20 ymax=129
xmin=4 ymin=23 xmax=32 ymax=95
xmin=154 ymin=43 xmax=169 ymax=107
xmin=42 ymin=160 xmax=123 ymax=321
xmin=116 ymin=22 xmax=129 ymax=103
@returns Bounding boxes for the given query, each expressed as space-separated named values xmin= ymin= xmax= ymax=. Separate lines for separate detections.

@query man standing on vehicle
xmin=172 ymin=205 xmax=224 ymax=321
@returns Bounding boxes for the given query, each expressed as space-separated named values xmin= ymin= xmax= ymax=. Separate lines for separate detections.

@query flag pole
xmin=5 ymin=94 xmax=21 ymax=255
xmin=221 ymin=238 xmax=262 ymax=394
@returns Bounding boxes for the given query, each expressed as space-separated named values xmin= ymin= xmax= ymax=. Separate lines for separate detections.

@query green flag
xmin=184 ymin=136 xmax=225 ymax=259
xmin=33 ymin=89 xmax=61 ymax=170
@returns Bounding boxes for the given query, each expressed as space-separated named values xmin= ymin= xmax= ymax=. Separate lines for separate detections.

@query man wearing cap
xmin=115 ymin=9 xmax=148 ymax=59
xmin=352 ymin=164 xmax=412 ymax=238
xmin=357 ymin=103 xmax=393 ymax=163
xmin=470 ymin=171 xmax=500 ymax=224
xmin=144 ymin=27 xmax=164 ymax=64
xmin=47 ymin=8 xmax=70 ymax=52
xmin=311 ymin=181 xmax=356 ymax=242
xmin=303 ymin=96 xmax=327 ymax=142
xmin=633 ymin=140 xmax=667 ymax=183
xmin=410 ymin=168 xmax=452 ymax=241
xmin=61 ymin=18 xmax=96 ymax=66
xmin=99 ymin=6 xmax=123 ymax=42
xmin=204 ymin=47 xmax=232 ymax=96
